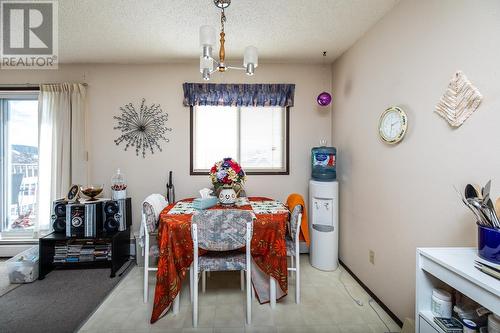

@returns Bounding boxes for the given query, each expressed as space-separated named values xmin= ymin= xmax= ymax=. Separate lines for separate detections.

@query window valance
xmin=182 ymin=83 xmax=295 ymax=107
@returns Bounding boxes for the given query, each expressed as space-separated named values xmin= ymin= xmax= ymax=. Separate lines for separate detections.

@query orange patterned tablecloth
xmin=150 ymin=197 xmax=289 ymax=323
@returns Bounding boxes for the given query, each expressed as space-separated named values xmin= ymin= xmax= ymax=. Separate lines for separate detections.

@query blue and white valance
xmin=182 ymin=83 xmax=295 ymax=107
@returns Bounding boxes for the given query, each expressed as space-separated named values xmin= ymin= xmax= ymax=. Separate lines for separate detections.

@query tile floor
xmin=79 ymin=255 xmax=401 ymax=333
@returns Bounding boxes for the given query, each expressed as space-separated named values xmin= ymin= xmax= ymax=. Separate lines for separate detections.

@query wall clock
xmin=378 ymin=106 xmax=408 ymax=144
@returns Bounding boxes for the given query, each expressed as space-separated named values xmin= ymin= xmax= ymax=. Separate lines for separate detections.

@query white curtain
xmin=37 ymin=83 xmax=88 ymax=231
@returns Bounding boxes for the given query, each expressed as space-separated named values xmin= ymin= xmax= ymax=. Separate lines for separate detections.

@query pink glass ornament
xmin=317 ymin=92 xmax=332 ymax=106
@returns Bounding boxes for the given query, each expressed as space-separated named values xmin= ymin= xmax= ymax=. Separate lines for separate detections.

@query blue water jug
xmin=311 ymin=146 xmax=336 ymax=181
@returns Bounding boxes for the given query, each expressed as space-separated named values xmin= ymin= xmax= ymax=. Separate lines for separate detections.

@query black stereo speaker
xmin=51 ymin=200 xmax=68 ymax=233
xmin=102 ymin=198 xmax=131 ymax=233
xmin=66 ymin=202 xmax=103 ymax=238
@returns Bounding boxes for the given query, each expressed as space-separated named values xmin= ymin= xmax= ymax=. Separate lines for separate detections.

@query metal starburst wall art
xmin=114 ymin=98 xmax=172 ymax=158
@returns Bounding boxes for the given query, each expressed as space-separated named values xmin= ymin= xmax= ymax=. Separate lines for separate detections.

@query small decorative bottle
xmin=111 ymin=169 xmax=127 ymax=200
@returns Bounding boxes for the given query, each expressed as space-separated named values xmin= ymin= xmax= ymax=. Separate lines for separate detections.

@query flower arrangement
xmin=210 ymin=157 xmax=246 ymax=191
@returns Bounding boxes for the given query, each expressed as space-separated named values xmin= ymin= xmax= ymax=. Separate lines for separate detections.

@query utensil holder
xmin=477 ymin=224 xmax=500 ymax=265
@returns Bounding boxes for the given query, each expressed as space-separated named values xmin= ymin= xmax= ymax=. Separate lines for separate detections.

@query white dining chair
xmin=141 ymin=203 xmax=159 ymax=303
xmin=190 ymin=209 xmax=254 ymax=327
xmin=141 ymin=196 xmax=168 ymax=304
xmin=287 ymin=205 xmax=303 ymax=304
xmin=197 ymin=265 xmax=245 ymax=294
xmin=199 ymin=190 xmax=247 ymax=294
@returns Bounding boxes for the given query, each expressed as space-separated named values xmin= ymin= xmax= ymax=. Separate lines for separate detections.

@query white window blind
xmin=192 ymin=105 xmax=288 ymax=174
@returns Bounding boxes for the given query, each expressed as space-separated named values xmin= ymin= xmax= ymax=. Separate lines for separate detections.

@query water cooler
xmin=309 ymin=180 xmax=339 ymax=270
xmin=309 ymin=143 xmax=338 ymax=271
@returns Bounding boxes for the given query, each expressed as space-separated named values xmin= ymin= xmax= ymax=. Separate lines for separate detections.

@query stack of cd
xmin=52 ymin=241 xmax=112 ymax=264
xmin=79 ymin=244 xmax=95 ymax=262
xmin=66 ymin=244 xmax=82 ymax=262
xmin=54 ymin=242 xmax=68 ymax=263
xmin=94 ymin=243 xmax=112 ymax=261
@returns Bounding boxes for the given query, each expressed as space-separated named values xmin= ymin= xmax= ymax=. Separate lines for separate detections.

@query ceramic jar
xmin=431 ymin=289 xmax=452 ymax=318
xmin=218 ymin=185 xmax=237 ymax=205
xmin=478 ymin=224 xmax=500 ymax=265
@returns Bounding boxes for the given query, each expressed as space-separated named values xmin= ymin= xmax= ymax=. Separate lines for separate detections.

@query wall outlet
xmin=369 ymin=250 xmax=375 ymax=265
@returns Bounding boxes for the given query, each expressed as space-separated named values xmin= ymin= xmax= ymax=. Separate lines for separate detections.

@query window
xmin=0 ymin=93 xmax=39 ymax=237
xmin=191 ymin=105 xmax=289 ymax=175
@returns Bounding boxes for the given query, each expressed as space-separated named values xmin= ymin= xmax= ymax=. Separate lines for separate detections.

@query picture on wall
xmin=113 ymin=98 xmax=172 ymax=158
xmin=435 ymin=71 xmax=483 ymax=127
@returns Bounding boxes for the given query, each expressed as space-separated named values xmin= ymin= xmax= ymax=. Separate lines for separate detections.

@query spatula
xmin=482 ymin=180 xmax=491 ymax=202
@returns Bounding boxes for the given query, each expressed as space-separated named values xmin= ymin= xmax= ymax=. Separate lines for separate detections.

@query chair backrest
xmin=142 ymin=194 xmax=168 ymax=233
xmin=289 ymin=205 xmax=303 ymax=241
xmin=191 ymin=209 xmax=254 ymax=251
xmin=142 ymin=202 xmax=157 ymax=233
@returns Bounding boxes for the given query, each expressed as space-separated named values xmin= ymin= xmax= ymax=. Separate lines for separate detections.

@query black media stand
xmin=39 ymin=229 xmax=130 ymax=279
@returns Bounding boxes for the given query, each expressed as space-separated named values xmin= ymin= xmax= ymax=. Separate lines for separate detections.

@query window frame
xmin=0 ymin=91 xmax=40 ymax=236
xmin=190 ymin=105 xmax=290 ymax=176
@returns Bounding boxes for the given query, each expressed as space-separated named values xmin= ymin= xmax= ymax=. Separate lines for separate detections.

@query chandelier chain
xmin=220 ymin=7 xmax=226 ymax=32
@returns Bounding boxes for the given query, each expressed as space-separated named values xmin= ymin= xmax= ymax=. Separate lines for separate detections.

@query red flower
xmin=223 ymin=176 xmax=231 ymax=184
xmin=210 ymin=165 xmax=217 ymax=173
xmin=232 ymin=163 xmax=241 ymax=173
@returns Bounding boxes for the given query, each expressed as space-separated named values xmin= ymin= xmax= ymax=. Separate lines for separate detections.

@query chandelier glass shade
xmin=199 ymin=0 xmax=258 ymax=80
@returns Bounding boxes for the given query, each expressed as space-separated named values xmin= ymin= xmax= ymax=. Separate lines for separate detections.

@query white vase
xmin=218 ymin=186 xmax=237 ymax=205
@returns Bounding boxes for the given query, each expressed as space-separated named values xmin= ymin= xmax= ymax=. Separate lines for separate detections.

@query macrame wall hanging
xmin=435 ymin=71 xmax=483 ymax=127
xmin=114 ymin=98 xmax=172 ymax=158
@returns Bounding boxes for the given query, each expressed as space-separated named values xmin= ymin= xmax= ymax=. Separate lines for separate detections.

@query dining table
xmin=150 ymin=196 xmax=290 ymax=324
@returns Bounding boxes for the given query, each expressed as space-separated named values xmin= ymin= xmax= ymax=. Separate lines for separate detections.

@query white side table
xmin=416 ymin=247 xmax=500 ymax=332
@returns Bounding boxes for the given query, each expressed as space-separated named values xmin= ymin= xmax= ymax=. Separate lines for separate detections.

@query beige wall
xmin=331 ymin=0 xmax=500 ymax=321
xmin=1 ymin=63 xmax=332 ymax=233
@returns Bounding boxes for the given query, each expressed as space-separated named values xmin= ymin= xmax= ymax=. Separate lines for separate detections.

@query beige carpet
xmin=0 ymin=259 xmax=20 ymax=296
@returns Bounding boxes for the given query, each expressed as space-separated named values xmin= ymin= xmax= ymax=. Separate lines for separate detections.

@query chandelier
xmin=199 ymin=0 xmax=258 ymax=80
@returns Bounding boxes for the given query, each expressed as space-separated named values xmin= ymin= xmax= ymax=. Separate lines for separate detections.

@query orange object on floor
xmin=286 ymin=193 xmax=309 ymax=246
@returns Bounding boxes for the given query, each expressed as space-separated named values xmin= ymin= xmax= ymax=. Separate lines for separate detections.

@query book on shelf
xmin=433 ymin=317 xmax=463 ymax=333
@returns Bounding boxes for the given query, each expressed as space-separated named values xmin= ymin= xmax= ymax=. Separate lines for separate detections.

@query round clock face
xmin=379 ymin=107 xmax=408 ymax=144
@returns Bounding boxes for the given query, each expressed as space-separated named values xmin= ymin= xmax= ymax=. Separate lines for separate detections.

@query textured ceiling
xmin=58 ymin=0 xmax=399 ymax=64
